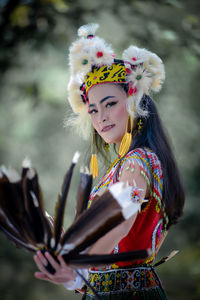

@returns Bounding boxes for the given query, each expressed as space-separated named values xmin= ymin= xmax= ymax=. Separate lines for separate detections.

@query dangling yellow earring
xmin=90 ymin=130 xmax=99 ymax=179
xmin=118 ymin=115 xmax=134 ymax=158
xmin=119 ymin=98 xmax=135 ymax=158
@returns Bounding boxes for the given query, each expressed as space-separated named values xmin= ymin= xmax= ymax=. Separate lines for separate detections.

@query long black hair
xmin=131 ymin=94 xmax=184 ymax=228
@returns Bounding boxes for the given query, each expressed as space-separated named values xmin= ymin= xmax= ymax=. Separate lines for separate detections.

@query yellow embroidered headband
xmin=85 ymin=62 xmax=127 ymax=94
xmin=67 ymin=23 xmax=165 ymax=139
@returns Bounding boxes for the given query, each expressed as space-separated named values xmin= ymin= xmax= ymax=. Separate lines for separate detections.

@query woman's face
xmin=88 ymin=83 xmax=128 ymax=147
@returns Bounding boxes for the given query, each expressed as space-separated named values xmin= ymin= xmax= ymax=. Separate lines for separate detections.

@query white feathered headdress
xmin=67 ymin=24 xmax=165 ymax=139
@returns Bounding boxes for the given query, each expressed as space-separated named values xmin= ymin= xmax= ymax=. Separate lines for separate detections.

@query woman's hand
xmin=33 ymin=251 xmax=76 ymax=285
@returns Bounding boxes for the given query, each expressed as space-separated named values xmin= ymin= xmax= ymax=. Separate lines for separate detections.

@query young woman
xmin=34 ymin=24 xmax=184 ymax=299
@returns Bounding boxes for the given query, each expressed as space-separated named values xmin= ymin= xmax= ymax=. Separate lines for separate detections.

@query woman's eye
xmin=106 ymin=101 xmax=117 ymax=108
xmin=88 ymin=109 xmax=97 ymax=114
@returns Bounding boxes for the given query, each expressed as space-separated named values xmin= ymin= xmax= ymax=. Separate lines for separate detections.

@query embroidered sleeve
xmin=115 ymin=148 xmax=165 ymax=217
xmin=117 ymin=149 xmax=152 ymax=193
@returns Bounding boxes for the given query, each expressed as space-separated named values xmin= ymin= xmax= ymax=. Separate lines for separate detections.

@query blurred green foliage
xmin=0 ymin=0 xmax=200 ymax=299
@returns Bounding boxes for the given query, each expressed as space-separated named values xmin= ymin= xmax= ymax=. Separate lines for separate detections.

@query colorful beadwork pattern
xmin=86 ymin=266 xmax=166 ymax=297
xmin=88 ymin=148 xmax=168 ymax=270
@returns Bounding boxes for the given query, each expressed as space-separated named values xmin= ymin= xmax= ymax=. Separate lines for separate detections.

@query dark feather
xmin=0 ymin=208 xmax=28 ymax=243
xmin=0 ymin=223 xmax=37 ymax=252
xmin=22 ymin=168 xmax=52 ymax=247
xmin=0 ymin=169 xmax=31 ymax=239
xmin=74 ymin=170 xmax=93 ymax=220
xmin=63 ymin=249 xmax=152 ymax=267
xmin=0 ymin=166 xmax=47 ymax=246
xmin=21 ymin=158 xmax=31 ymax=179
xmin=60 ymin=190 xmax=124 ymax=255
xmin=153 ymin=250 xmax=179 ymax=267
xmin=52 ymin=152 xmax=80 ymax=251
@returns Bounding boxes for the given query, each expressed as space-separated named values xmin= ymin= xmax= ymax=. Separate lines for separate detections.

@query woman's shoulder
xmin=117 ymin=147 xmax=163 ymax=186
xmin=120 ymin=147 xmax=161 ymax=169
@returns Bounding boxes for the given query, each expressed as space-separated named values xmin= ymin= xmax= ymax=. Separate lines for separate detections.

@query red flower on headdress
xmin=128 ymin=82 xmax=137 ymax=96
xmin=97 ymin=51 xmax=103 ymax=58
xmin=128 ymin=86 xmax=134 ymax=96
xmin=126 ymin=68 xmax=131 ymax=75
xmin=133 ymin=87 xmax=137 ymax=93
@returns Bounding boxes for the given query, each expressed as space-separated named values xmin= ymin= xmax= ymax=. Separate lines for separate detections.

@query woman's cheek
xmin=91 ymin=116 xmax=99 ymax=132
xmin=112 ymin=105 xmax=128 ymax=120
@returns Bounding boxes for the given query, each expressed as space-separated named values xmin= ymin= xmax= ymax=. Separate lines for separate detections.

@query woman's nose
xmin=98 ymin=111 xmax=108 ymax=123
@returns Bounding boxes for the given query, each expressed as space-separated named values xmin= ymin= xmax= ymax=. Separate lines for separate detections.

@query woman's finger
xmin=57 ymin=255 xmax=77 ymax=280
xmin=34 ymin=254 xmax=50 ymax=275
xmin=57 ymin=255 xmax=68 ymax=268
xmin=34 ymin=272 xmax=49 ymax=280
xmin=34 ymin=272 xmax=58 ymax=284
xmin=36 ymin=251 xmax=48 ymax=266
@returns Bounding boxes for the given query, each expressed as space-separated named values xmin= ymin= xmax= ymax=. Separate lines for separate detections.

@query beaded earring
xmin=137 ymin=118 xmax=143 ymax=133
xmin=104 ymin=142 xmax=110 ymax=152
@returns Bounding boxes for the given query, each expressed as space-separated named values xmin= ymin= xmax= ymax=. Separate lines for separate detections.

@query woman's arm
xmin=88 ymin=159 xmax=148 ymax=255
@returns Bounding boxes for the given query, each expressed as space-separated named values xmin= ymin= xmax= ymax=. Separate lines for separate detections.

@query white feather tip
xmin=80 ymin=166 xmax=90 ymax=174
xmin=0 ymin=166 xmax=21 ymax=182
xmin=27 ymin=168 xmax=36 ymax=179
xmin=0 ymin=165 xmax=7 ymax=176
xmin=22 ymin=157 xmax=32 ymax=169
xmin=50 ymin=238 xmax=55 ymax=248
xmin=166 ymin=250 xmax=179 ymax=261
xmin=30 ymin=191 xmax=39 ymax=207
xmin=72 ymin=151 xmax=81 ymax=164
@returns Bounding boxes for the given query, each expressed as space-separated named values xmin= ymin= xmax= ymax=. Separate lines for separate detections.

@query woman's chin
xmin=99 ymin=132 xmax=123 ymax=145
xmin=103 ymin=138 xmax=122 ymax=146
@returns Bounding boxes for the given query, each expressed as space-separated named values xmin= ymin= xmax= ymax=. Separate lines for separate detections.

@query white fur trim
xmin=67 ymin=77 xmax=85 ymax=113
xmin=65 ymin=109 xmax=91 ymax=140
xmin=89 ymin=37 xmax=114 ymax=66
xmin=143 ymin=52 xmax=165 ymax=92
xmin=122 ymin=45 xmax=149 ymax=65
xmin=108 ymin=182 xmax=141 ymax=219
xmin=69 ymin=49 xmax=92 ymax=76
xmin=78 ymin=23 xmax=99 ymax=38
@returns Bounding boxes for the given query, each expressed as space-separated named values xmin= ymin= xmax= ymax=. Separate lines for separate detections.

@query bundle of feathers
xmin=0 ymin=152 xmax=151 ymax=274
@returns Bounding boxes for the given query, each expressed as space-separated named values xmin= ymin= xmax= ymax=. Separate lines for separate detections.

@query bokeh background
xmin=0 ymin=0 xmax=200 ymax=299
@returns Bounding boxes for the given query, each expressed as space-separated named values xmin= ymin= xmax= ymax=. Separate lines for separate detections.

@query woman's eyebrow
xmin=100 ymin=96 xmax=115 ymax=104
xmin=89 ymin=96 xmax=115 ymax=108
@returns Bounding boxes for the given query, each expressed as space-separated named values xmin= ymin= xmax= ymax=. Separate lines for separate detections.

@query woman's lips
xmin=101 ymin=125 xmax=115 ymax=132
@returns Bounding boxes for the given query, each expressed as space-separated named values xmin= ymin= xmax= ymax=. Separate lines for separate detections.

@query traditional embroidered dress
xmin=85 ymin=148 xmax=168 ymax=300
